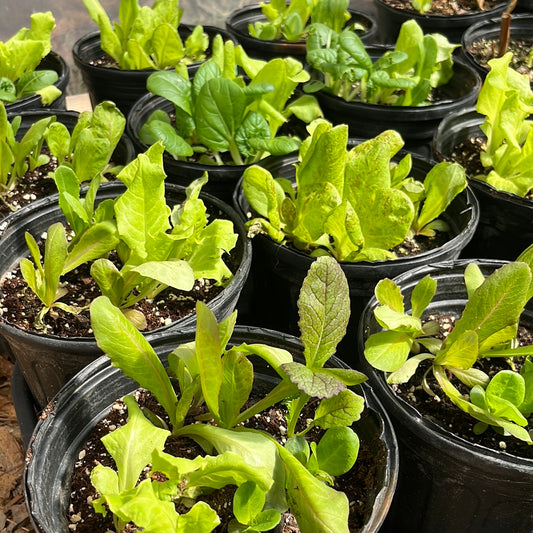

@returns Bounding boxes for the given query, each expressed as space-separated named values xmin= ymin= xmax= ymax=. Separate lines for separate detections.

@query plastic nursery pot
xmin=232 ymin=152 xmax=479 ymax=367
xmin=357 ymin=259 xmax=533 ymax=533
xmin=461 ymin=14 xmax=533 ymax=84
xmin=225 ymin=4 xmax=378 ymax=62
xmin=517 ymin=0 xmax=533 ymax=11
xmin=127 ymin=92 xmax=260 ymax=205
xmin=0 ymin=182 xmax=251 ymax=408
xmin=4 ymin=51 xmax=70 ymax=113
xmin=24 ymin=326 xmax=398 ymax=533
xmin=312 ymin=52 xmax=481 ymax=158
xmin=373 ymin=0 xmax=508 ymax=44
xmin=432 ymin=107 xmax=533 ymax=260
xmin=72 ymin=25 xmax=236 ymax=116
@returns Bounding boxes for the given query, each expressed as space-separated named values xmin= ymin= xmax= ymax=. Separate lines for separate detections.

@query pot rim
xmin=375 ymin=0 xmax=509 ymax=20
xmin=72 ymin=25 xmax=236 ymax=75
xmin=225 ymin=3 xmax=376 ymax=46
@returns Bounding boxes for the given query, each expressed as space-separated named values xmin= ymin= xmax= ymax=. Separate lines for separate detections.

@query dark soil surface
xmin=449 ymin=136 xmax=488 ymax=178
xmin=392 ymin=312 xmax=533 ymax=459
xmin=0 ymin=257 xmax=224 ymax=337
xmin=67 ymin=391 xmax=386 ymax=533
xmin=382 ymin=0 xmax=503 ymax=15
xmin=0 ymin=149 xmax=59 ymax=220
xmin=448 ymin=136 xmax=533 ymax=199
xmin=466 ymin=38 xmax=533 ymax=83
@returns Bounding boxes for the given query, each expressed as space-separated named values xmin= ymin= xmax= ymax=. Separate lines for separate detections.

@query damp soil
xmin=448 ymin=136 xmax=533 ymax=199
xmin=0 ymin=148 xmax=59 ymax=220
xmin=0 ymin=237 xmax=236 ymax=338
xmin=381 ymin=0 xmax=503 ymax=15
xmin=67 ymin=390 xmax=387 ymax=533
xmin=466 ymin=38 xmax=533 ymax=83
xmin=392 ymin=312 xmax=533 ymax=460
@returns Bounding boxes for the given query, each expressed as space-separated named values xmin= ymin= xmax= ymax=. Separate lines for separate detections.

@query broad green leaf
xmin=414 ymin=162 xmax=467 ymax=233
xmin=313 ymin=389 xmax=365 ymax=428
xmin=63 ymin=220 xmax=119 ymax=273
xmin=146 ymin=70 xmax=192 ymax=115
xmin=151 ymin=23 xmax=185 ymax=69
xmin=444 ymin=262 xmax=531 ymax=351
xmin=298 ymin=255 xmax=350 ymax=368
xmin=277 ymin=444 xmax=350 ymax=533
xmin=486 ymin=370 xmax=526 ymax=412
xmin=374 ymin=305 xmax=423 ymax=334
xmin=186 ymin=452 xmax=273 ymax=492
xmin=218 ymin=350 xmax=253 ymax=428
xmin=409 ymin=275 xmax=437 ymax=318
xmin=233 ymin=481 xmax=266 ymax=526
xmin=90 ymin=259 xmax=124 ymax=306
xmin=102 ymin=395 xmax=169 ymax=492
xmin=131 ymin=260 xmax=195 ymax=291
xmin=364 ymin=330 xmax=413 ymax=372
xmin=242 ymin=165 xmax=285 ymax=227
xmin=195 ymin=78 xmax=246 ymax=152
xmin=464 ymin=262 xmax=485 ymax=299
xmin=315 ymin=426 xmax=359 ymax=476
xmin=387 ymin=353 xmax=434 ymax=384
xmin=90 ymin=296 xmax=179 ymax=426
xmin=375 ymin=278 xmax=404 ymax=312
xmin=434 ymin=329 xmax=478 ymax=369
xmin=282 ymin=362 xmax=346 ymax=399
xmin=115 ymin=146 xmax=172 ymax=261
xmin=176 ymin=501 xmax=220 ymax=533
xmin=195 ymin=301 xmax=223 ymax=421
xmin=177 ymin=424 xmax=287 ymax=512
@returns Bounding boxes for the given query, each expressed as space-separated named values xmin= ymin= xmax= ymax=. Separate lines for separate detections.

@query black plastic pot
xmin=233 ymin=151 xmax=479 ymax=366
xmin=225 ymin=4 xmax=378 ymax=61
xmin=374 ymin=0 xmax=508 ymax=44
xmin=4 ymin=51 xmax=70 ymax=113
xmin=127 ymin=92 xmax=267 ymax=204
xmin=461 ymin=14 xmax=533 ymax=84
xmin=0 ymin=182 xmax=251 ymax=408
xmin=312 ymin=53 xmax=481 ymax=157
xmin=357 ymin=259 xmax=533 ymax=533
xmin=432 ymin=107 xmax=533 ymax=260
xmin=24 ymin=326 xmax=398 ymax=533
xmin=517 ymin=0 xmax=533 ymax=11
xmin=72 ymin=25 xmax=236 ymax=116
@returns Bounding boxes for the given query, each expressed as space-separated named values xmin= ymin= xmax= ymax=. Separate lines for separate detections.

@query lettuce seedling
xmin=364 ymin=250 xmax=533 ymax=443
xmin=248 ymin=0 xmax=353 ymax=42
xmin=0 ymin=11 xmax=61 ymax=106
xmin=89 ymin=255 xmax=367 ymax=532
xmin=82 ymin=0 xmax=210 ymax=70
xmin=0 ymin=101 xmax=125 ymax=212
xmin=0 ymin=102 xmax=54 ymax=199
xmin=243 ymin=120 xmax=466 ymax=262
xmin=473 ymin=53 xmax=533 ymax=197
xmin=90 ymin=395 xmax=272 ymax=533
xmin=20 ymin=142 xmax=237 ymax=329
xmin=140 ymin=42 xmax=321 ymax=165
xmin=45 ymin=101 xmax=126 ymax=184
xmin=305 ymin=19 xmax=458 ymax=105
